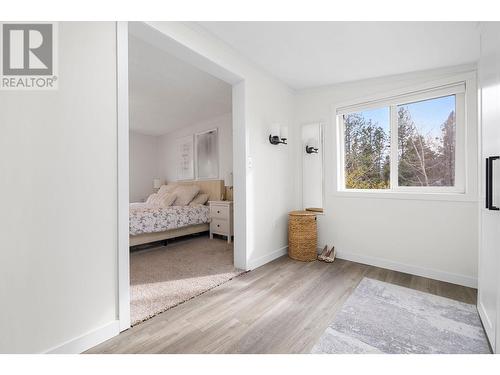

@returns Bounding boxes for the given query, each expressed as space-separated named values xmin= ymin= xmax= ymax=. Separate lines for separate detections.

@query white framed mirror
xmin=302 ymin=123 xmax=324 ymax=210
xmin=195 ymin=128 xmax=219 ymax=179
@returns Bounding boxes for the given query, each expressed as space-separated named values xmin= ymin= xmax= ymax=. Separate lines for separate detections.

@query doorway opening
xmin=117 ymin=22 xmax=247 ymax=330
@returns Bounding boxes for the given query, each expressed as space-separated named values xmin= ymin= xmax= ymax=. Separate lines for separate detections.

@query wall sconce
xmin=269 ymin=124 xmax=288 ymax=145
xmin=305 ymin=145 xmax=319 ymax=154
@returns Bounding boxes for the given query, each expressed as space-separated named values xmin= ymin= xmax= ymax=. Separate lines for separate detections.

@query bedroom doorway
xmin=117 ymin=22 xmax=247 ymax=330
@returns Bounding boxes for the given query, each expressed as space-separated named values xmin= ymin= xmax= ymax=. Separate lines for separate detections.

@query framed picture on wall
xmin=176 ymin=135 xmax=194 ymax=180
xmin=195 ymin=129 xmax=219 ymax=179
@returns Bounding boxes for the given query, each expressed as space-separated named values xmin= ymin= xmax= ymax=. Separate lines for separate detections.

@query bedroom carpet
xmin=312 ymin=278 xmax=490 ymax=354
xmin=130 ymin=236 xmax=243 ymax=326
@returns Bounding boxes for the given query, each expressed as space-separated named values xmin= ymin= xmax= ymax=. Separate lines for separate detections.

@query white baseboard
xmin=248 ymin=246 xmax=288 ymax=270
xmin=478 ymin=301 xmax=496 ymax=352
xmin=336 ymin=250 xmax=477 ymax=289
xmin=45 ymin=320 xmax=120 ymax=354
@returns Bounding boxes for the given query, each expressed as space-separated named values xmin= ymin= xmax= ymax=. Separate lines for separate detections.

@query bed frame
xmin=129 ymin=179 xmax=224 ymax=247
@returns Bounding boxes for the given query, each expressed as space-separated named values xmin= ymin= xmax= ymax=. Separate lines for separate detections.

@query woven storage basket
xmin=288 ymin=210 xmax=317 ymax=262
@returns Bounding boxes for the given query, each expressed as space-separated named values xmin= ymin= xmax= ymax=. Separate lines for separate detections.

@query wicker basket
xmin=288 ymin=210 xmax=317 ymax=262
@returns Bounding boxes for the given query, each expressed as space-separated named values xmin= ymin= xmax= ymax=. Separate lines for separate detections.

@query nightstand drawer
xmin=210 ymin=218 xmax=229 ymax=234
xmin=210 ymin=205 xmax=229 ymax=220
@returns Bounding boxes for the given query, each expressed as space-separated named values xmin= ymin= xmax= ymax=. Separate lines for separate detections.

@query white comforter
xmin=129 ymin=203 xmax=210 ymax=236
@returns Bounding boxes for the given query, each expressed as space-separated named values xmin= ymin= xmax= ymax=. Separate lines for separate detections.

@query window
xmin=344 ymin=107 xmax=390 ymax=189
xmin=338 ymin=82 xmax=465 ymax=193
xmin=397 ymin=96 xmax=456 ymax=187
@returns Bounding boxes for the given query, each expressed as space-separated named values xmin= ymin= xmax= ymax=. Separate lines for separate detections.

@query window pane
xmin=343 ymin=107 xmax=390 ymax=189
xmin=397 ymin=95 xmax=456 ymax=187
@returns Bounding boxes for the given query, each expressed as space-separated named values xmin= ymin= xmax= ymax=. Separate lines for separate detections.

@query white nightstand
xmin=209 ymin=201 xmax=233 ymax=243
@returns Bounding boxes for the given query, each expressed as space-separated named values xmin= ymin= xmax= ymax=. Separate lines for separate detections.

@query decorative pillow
xmin=189 ymin=193 xmax=209 ymax=206
xmin=157 ymin=184 xmax=176 ymax=196
xmin=173 ymin=185 xmax=200 ymax=206
xmin=158 ymin=193 xmax=177 ymax=207
xmin=145 ymin=193 xmax=159 ymax=204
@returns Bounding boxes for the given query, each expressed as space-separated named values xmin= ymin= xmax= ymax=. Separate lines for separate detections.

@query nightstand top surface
xmin=208 ymin=200 xmax=233 ymax=204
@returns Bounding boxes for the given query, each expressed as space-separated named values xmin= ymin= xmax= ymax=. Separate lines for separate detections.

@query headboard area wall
xmin=168 ymin=180 xmax=224 ymax=201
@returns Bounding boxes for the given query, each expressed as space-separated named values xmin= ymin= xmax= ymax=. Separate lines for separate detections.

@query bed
xmin=129 ymin=180 xmax=224 ymax=246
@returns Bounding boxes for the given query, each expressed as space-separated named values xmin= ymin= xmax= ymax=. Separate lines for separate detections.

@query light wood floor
xmin=87 ymin=256 xmax=477 ymax=354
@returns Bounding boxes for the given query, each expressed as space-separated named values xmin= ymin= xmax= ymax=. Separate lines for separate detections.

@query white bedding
xmin=129 ymin=203 xmax=210 ymax=236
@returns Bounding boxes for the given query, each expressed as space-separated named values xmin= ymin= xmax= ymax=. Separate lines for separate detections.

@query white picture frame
xmin=176 ymin=135 xmax=194 ymax=180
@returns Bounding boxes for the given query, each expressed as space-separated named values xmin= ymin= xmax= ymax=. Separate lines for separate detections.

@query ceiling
xmin=129 ymin=29 xmax=232 ymax=136
xmin=197 ymin=22 xmax=480 ymax=90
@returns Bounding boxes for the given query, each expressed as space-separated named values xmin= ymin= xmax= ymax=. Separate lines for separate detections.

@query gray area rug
xmin=312 ymin=278 xmax=490 ymax=354
xmin=131 ymin=237 xmax=243 ymax=326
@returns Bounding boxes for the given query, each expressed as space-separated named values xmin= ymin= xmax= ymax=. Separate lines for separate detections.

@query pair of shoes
xmin=318 ymin=245 xmax=336 ymax=263
xmin=318 ymin=245 xmax=328 ymax=261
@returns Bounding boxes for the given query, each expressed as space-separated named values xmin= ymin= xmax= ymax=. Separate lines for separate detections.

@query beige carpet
xmin=130 ymin=236 xmax=243 ymax=326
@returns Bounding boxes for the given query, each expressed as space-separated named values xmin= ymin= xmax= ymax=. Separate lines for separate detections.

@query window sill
xmin=331 ymin=190 xmax=478 ymax=202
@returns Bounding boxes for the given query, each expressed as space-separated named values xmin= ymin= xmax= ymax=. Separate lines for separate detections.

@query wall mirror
xmin=302 ymin=123 xmax=324 ymax=211
xmin=195 ymin=128 xmax=219 ymax=179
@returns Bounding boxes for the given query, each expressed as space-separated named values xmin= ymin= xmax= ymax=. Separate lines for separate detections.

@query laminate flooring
xmin=87 ymin=256 xmax=477 ymax=354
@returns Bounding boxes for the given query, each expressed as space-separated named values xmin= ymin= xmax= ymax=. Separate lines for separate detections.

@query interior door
xmin=478 ymin=23 xmax=500 ymax=353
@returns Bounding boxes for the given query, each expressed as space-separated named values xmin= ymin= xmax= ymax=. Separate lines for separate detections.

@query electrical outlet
xmin=247 ymin=156 xmax=253 ymax=169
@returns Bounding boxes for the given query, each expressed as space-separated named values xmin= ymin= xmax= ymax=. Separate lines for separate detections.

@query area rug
xmin=130 ymin=237 xmax=243 ymax=326
xmin=311 ymin=278 xmax=490 ymax=354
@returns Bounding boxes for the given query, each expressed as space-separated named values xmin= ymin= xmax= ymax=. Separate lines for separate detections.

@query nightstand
xmin=209 ymin=201 xmax=233 ymax=243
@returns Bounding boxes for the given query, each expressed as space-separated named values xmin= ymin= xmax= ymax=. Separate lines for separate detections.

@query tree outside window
xmin=342 ymin=94 xmax=458 ymax=191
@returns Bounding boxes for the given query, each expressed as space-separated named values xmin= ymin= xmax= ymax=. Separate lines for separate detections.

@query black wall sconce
xmin=269 ymin=124 xmax=288 ymax=145
xmin=305 ymin=145 xmax=319 ymax=154
xmin=269 ymin=134 xmax=288 ymax=145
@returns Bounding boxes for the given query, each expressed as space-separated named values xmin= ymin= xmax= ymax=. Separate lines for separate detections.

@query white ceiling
xmin=197 ymin=22 xmax=480 ymax=90
xmin=129 ymin=28 xmax=232 ymax=136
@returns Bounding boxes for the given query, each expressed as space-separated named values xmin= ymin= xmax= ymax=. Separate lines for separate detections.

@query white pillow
xmin=158 ymin=193 xmax=177 ymax=207
xmin=146 ymin=184 xmax=176 ymax=205
xmin=146 ymin=193 xmax=159 ymax=204
xmin=157 ymin=184 xmax=176 ymax=195
xmin=173 ymin=185 xmax=200 ymax=206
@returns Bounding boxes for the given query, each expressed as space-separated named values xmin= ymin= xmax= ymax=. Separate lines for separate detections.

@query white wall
xmin=296 ymin=65 xmax=479 ymax=287
xmin=158 ymin=113 xmax=233 ymax=184
xmin=0 ymin=22 xmax=118 ymax=353
xmin=129 ymin=113 xmax=233 ymax=201
xmin=129 ymin=131 xmax=159 ymax=202
xmin=147 ymin=22 xmax=299 ymax=270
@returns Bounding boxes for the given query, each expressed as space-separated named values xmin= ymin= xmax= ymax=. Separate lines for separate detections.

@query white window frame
xmin=334 ymin=72 xmax=477 ymax=201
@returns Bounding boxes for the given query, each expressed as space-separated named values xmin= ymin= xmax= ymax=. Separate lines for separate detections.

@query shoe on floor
xmin=318 ymin=245 xmax=328 ymax=261
xmin=324 ymin=246 xmax=336 ymax=263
